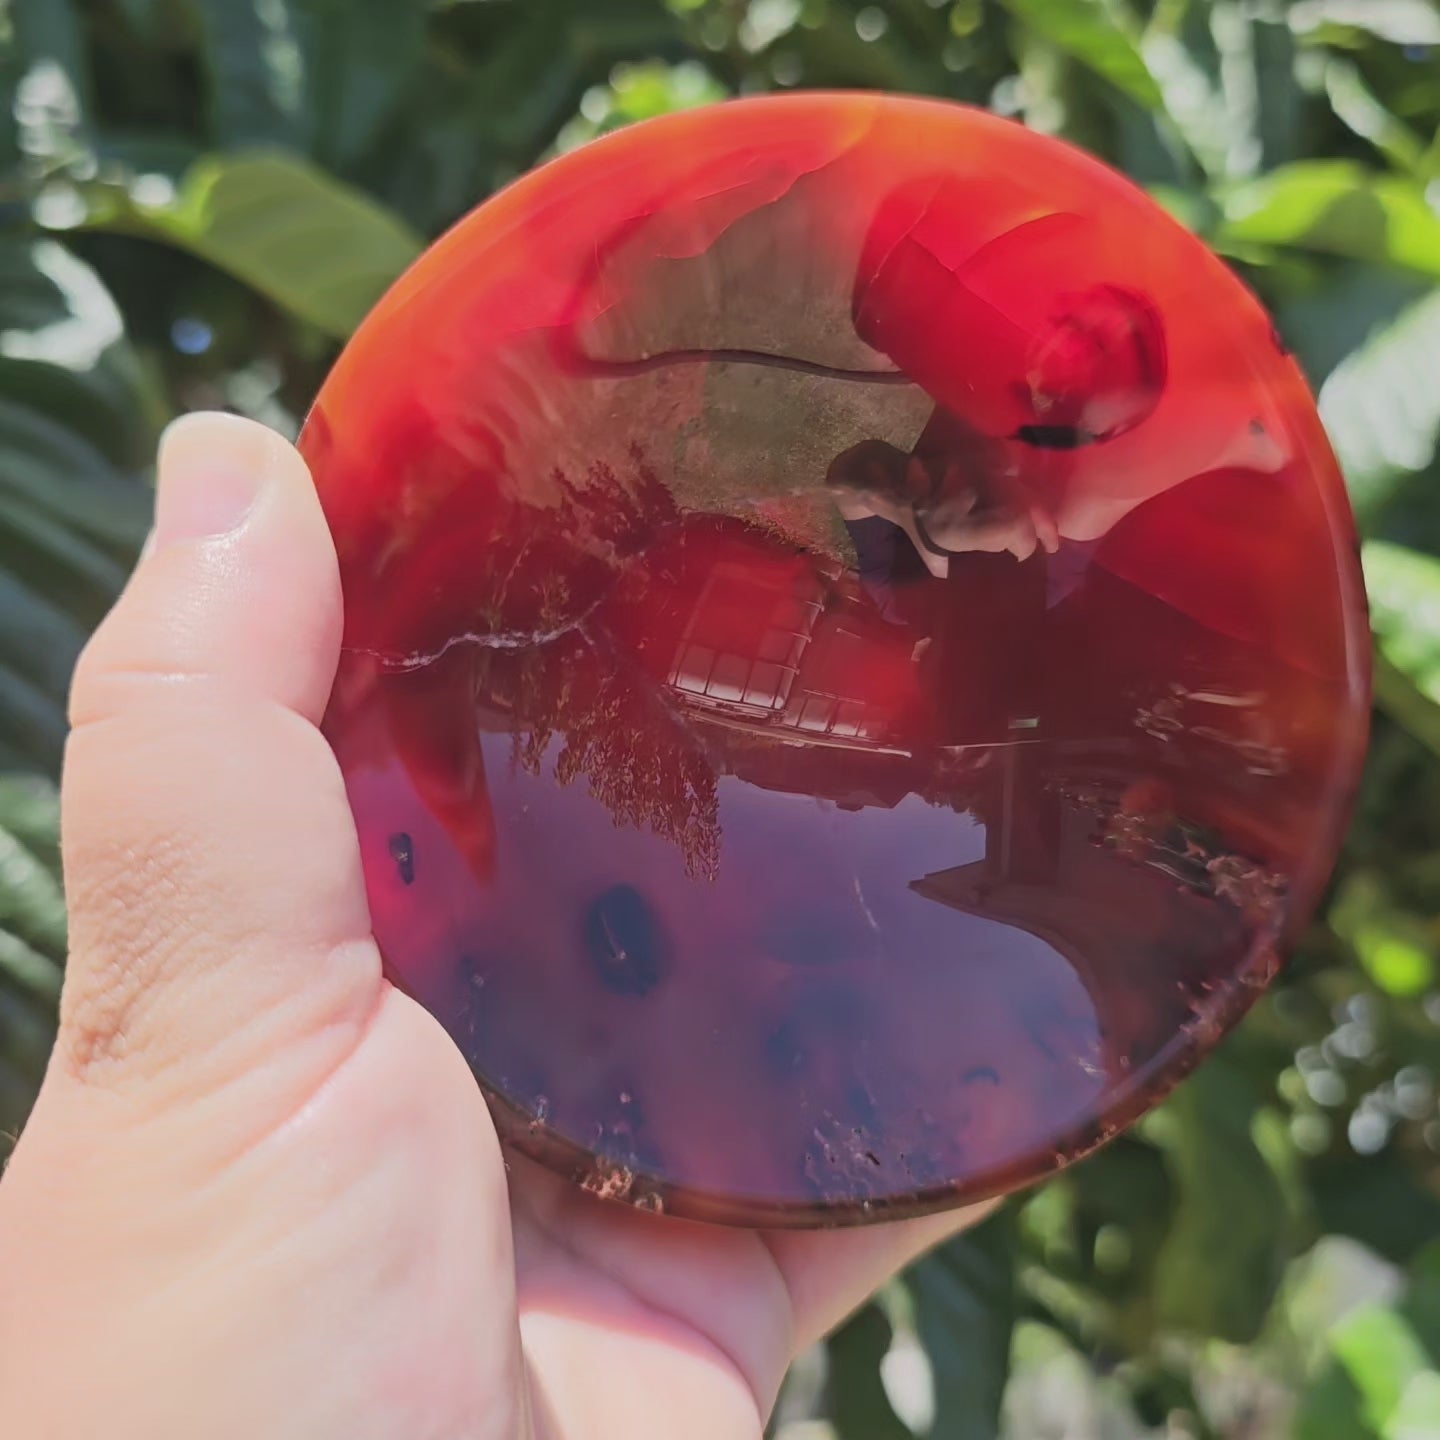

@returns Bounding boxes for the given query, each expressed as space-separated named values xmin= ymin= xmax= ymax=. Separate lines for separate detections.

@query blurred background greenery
xmin=1 ymin=0 xmax=1438 ymax=1435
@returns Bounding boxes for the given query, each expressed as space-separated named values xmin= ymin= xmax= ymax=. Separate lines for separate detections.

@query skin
xmin=829 ymin=441 xmax=1060 ymax=574
xmin=0 ymin=412 xmax=992 ymax=1440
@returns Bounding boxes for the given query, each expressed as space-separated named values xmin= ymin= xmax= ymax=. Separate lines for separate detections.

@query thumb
xmin=55 ymin=410 xmax=382 ymax=1124
xmin=4 ymin=412 xmax=523 ymax=1440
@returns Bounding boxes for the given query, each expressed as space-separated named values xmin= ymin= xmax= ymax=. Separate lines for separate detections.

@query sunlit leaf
xmin=1365 ymin=541 xmax=1440 ymax=721
xmin=1320 ymin=290 xmax=1440 ymax=515
xmin=1289 ymin=0 xmax=1440 ymax=48
xmin=1387 ymin=1371 xmax=1440 ymax=1440
xmin=1220 ymin=162 xmax=1440 ymax=275
xmin=0 ymin=240 xmax=151 ymax=685
xmin=1331 ymin=871 xmax=1438 ymax=996
xmin=1332 ymin=1305 xmax=1434 ymax=1434
xmin=11 ymin=0 xmax=91 ymax=136
xmin=1001 ymin=0 xmax=1163 ymax=110
xmin=1323 ymin=59 xmax=1430 ymax=174
xmin=0 ymin=802 xmax=67 ymax=962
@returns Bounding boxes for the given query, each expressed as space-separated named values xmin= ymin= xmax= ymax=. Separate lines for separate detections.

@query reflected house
xmin=910 ymin=739 xmax=1251 ymax=1082
xmin=468 ymin=512 xmax=973 ymax=827
xmin=663 ymin=551 xmax=902 ymax=749
xmin=641 ymin=530 xmax=980 ymax=812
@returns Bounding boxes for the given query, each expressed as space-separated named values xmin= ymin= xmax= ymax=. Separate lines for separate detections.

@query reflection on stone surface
xmin=304 ymin=95 xmax=1369 ymax=1226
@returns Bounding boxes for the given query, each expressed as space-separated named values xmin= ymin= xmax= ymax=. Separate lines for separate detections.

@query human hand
xmin=0 ymin=413 xmax=993 ymax=1439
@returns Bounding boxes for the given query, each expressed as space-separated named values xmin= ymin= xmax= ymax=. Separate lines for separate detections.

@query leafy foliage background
xmin=1 ymin=1 xmax=1439 ymax=1435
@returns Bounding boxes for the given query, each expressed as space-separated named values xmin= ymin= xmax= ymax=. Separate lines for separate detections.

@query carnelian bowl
xmin=301 ymin=95 xmax=1370 ymax=1227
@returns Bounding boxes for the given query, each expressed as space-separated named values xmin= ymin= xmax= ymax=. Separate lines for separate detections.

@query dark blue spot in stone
xmin=388 ymin=832 xmax=415 ymax=885
xmin=585 ymin=884 xmax=668 ymax=996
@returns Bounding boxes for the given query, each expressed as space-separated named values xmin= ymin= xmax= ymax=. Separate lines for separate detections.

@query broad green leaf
xmin=1001 ymin=0 xmax=1163 ymax=110
xmin=1220 ymin=162 xmax=1440 ymax=275
xmin=1151 ymin=1061 xmax=1289 ymax=1342
xmin=1320 ymin=289 xmax=1440 ymax=515
xmin=100 ymin=152 xmax=424 ymax=340
xmin=906 ymin=1205 xmax=1016 ymax=1440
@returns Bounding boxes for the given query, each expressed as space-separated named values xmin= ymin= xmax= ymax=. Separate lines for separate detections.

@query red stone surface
xmin=300 ymin=95 xmax=1370 ymax=1227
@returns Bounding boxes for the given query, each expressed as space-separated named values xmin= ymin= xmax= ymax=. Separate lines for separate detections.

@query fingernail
xmin=152 ymin=412 xmax=275 ymax=551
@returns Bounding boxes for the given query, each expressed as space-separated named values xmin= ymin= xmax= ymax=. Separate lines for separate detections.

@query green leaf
xmin=1297 ymin=1357 xmax=1376 ymax=1440
xmin=1001 ymin=0 xmax=1163 ymax=110
xmin=0 ymin=237 xmax=163 ymax=469
xmin=187 ymin=0 xmax=304 ymax=147
xmin=1323 ymin=59 xmax=1431 ymax=174
xmin=1289 ymin=0 xmax=1440 ymax=48
xmin=0 ymin=817 xmax=68 ymax=961
xmin=1387 ymin=1371 xmax=1440 ymax=1440
xmin=906 ymin=1205 xmax=1017 ymax=1440
xmin=0 ymin=926 xmax=61 ymax=1007
xmin=0 ymin=775 xmax=64 ymax=883
xmin=825 ymin=1300 xmax=912 ymax=1440
xmin=1331 ymin=871 xmax=1440 ymax=995
xmin=0 ymin=399 xmax=152 ymax=551
xmin=295 ymin=0 xmax=427 ymax=168
xmin=1320 ymin=289 xmax=1440 ymax=516
xmin=1066 ymin=1138 xmax=1177 ymax=1349
xmin=0 ymin=240 xmax=151 ymax=656
xmin=11 ymin=0 xmax=92 ymax=134
xmin=1220 ymin=162 xmax=1440 ymax=275
xmin=99 ymin=151 xmax=424 ymax=340
xmin=0 ymin=776 xmax=63 ymax=1135
xmin=1332 ymin=1305 xmax=1435 ymax=1435
xmin=1365 ymin=542 xmax=1440 ymax=732
xmin=1151 ymin=1060 xmax=1290 ymax=1342
xmin=0 ymin=983 xmax=57 ymax=1087
xmin=1140 ymin=2 xmax=1238 ymax=181
xmin=1311 ymin=1148 xmax=1440 ymax=1266
xmin=1253 ymin=13 xmax=1305 ymax=171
